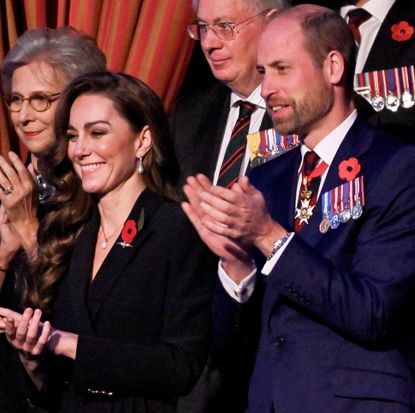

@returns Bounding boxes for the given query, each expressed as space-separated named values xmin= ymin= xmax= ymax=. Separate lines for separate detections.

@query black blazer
xmin=171 ymin=80 xmax=273 ymax=187
xmin=44 ymin=189 xmax=217 ymax=413
xmin=354 ymin=0 xmax=415 ymax=143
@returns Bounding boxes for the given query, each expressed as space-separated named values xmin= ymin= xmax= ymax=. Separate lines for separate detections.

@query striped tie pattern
xmin=217 ymin=101 xmax=256 ymax=188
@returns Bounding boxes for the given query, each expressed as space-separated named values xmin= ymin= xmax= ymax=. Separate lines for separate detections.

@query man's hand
xmin=182 ymin=174 xmax=254 ymax=283
xmin=196 ymin=176 xmax=288 ymax=256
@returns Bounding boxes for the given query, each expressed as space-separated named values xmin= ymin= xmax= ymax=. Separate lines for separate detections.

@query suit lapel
xmin=64 ymin=211 xmax=99 ymax=334
xmin=298 ymin=117 xmax=375 ymax=247
xmin=86 ymin=189 xmax=164 ymax=323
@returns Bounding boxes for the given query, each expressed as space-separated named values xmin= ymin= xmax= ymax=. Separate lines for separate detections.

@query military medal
xmin=370 ymin=70 xmax=385 ymax=112
xmin=318 ymin=191 xmax=330 ymax=233
xmin=401 ymin=66 xmax=415 ymax=109
xmin=330 ymin=186 xmax=340 ymax=229
xmin=248 ymin=129 xmax=300 ymax=167
xmin=339 ymin=181 xmax=351 ymax=223
xmin=295 ymin=177 xmax=314 ymax=225
xmin=351 ymin=176 xmax=365 ymax=220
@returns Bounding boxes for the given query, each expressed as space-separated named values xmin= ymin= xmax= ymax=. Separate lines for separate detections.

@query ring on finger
xmin=3 ymin=186 xmax=13 ymax=195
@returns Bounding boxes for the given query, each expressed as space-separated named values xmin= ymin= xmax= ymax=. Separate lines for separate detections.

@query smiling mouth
xmin=80 ymin=163 xmax=105 ymax=172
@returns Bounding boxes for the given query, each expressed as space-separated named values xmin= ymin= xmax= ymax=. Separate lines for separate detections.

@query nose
xmin=72 ymin=135 xmax=91 ymax=158
xmin=260 ymin=72 xmax=278 ymax=101
xmin=16 ymin=101 xmax=36 ymax=125
xmin=201 ymin=28 xmax=223 ymax=52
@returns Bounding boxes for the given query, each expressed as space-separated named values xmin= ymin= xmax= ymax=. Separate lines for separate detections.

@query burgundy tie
xmin=217 ymin=101 xmax=256 ymax=188
xmin=294 ymin=151 xmax=321 ymax=232
xmin=347 ymin=8 xmax=371 ymax=46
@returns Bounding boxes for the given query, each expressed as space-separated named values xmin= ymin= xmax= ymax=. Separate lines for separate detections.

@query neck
xmin=98 ymin=178 xmax=146 ymax=234
xmin=302 ymin=100 xmax=355 ymax=149
xmin=230 ymin=79 xmax=260 ymax=100
xmin=30 ymin=153 xmax=39 ymax=171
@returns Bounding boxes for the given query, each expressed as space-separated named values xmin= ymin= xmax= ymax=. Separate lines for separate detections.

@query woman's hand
xmin=0 ymin=307 xmax=78 ymax=360
xmin=0 ymin=152 xmax=39 ymax=258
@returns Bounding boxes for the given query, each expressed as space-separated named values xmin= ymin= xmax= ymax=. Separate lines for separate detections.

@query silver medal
xmin=371 ymin=95 xmax=385 ymax=112
xmin=401 ymin=91 xmax=415 ymax=109
xmin=352 ymin=203 xmax=363 ymax=220
xmin=385 ymin=94 xmax=400 ymax=112
xmin=339 ymin=208 xmax=352 ymax=224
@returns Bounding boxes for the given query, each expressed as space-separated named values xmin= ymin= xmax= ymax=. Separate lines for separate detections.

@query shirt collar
xmin=340 ymin=0 xmax=395 ymax=23
xmin=300 ymin=110 xmax=358 ymax=170
xmin=230 ymin=85 xmax=266 ymax=109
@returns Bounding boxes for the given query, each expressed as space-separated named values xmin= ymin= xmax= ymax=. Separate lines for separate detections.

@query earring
xmin=137 ymin=156 xmax=144 ymax=175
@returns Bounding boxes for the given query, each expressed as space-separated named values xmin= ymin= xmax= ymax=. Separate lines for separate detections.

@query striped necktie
xmin=217 ymin=101 xmax=256 ymax=188
xmin=347 ymin=8 xmax=371 ymax=46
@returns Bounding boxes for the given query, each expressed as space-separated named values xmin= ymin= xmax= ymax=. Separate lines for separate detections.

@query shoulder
xmin=171 ymin=80 xmax=229 ymax=116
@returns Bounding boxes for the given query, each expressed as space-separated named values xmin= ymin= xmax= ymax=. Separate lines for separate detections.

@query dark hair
xmin=275 ymin=5 xmax=356 ymax=97
xmin=28 ymin=72 xmax=180 ymax=313
xmin=1 ymin=26 xmax=107 ymax=94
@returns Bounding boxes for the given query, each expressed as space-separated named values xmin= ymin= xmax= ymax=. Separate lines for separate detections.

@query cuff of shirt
xmin=261 ymin=232 xmax=295 ymax=276
xmin=218 ymin=260 xmax=257 ymax=303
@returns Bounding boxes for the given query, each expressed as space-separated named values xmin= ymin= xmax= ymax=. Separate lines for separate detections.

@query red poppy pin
xmin=338 ymin=157 xmax=361 ymax=181
xmin=391 ymin=21 xmax=414 ymax=42
xmin=117 ymin=209 xmax=145 ymax=248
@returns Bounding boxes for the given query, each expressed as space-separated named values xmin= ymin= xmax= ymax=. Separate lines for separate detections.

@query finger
xmin=4 ymin=317 xmax=17 ymax=341
xmin=8 ymin=152 xmax=34 ymax=189
xmin=181 ymin=202 xmax=205 ymax=234
xmin=185 ymin=175 xmax=206 ymax=196
xmin=239 ymin=176 xmax=257 ymax=195
xmin=194 ymin=174 xmax=213 ymax=191
xmin=200 ymin=200 xmax=233 ymax=228
xmin=0 ymin=307 xmax=22 ymax=323
xmin=31 ymin=321 xmax=51 ymax=356
xmin=183 ymin=184 xmax=205 ymax=217
xmin=199 ymin=190 xmax=237 ymax=215
xmin=15 ymin=308 xmax=34 ymax=344
xmin=25 ymin=308 xmax=42 ymax=346
xmin=0 ymin=157 xmax=15 ymax=195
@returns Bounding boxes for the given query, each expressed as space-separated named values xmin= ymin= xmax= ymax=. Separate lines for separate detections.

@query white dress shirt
xmin=341 ymin=0 xmax=395 ymax=73
xmin=213 ymin=85 xmax=267 ymax=184
xmin=219 ymin=110 xmax=358 ymax=303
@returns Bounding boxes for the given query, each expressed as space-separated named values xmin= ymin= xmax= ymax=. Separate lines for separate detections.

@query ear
xmin=134 ymin=125 xmax=153 ymax=159
xmin=322 ymin=50 xmax=345 ymax=86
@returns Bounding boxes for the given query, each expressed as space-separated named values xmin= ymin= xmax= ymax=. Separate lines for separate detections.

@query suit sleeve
xmin=261 ymin=145 xmax=415 ymax=345
xmin=71 ymin=214 xmax=218 ymax=398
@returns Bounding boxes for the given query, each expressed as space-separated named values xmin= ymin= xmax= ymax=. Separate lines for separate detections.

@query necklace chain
xmin=100 ymin=222 xmax=124 ymax=250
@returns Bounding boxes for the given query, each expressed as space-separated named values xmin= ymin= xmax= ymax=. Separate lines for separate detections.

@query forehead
xmin=12 ymin=61 xmax=67 ymax=93
xmin=258 ymin=17 xmax=308 ymax=61
xmin=69 ymin=93 xmax=130 ymax=127
xmin=197 ymin=0 xmax=255 ymax=21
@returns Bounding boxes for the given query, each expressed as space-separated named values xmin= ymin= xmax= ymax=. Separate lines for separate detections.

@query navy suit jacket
xmin=171 ymin=80 xmax=273 ymax=187
xmin=216 ymin=117 xmax=415 ymax=413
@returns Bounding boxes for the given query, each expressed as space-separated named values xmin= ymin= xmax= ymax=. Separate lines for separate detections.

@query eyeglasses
xmin=4 ymin=92 xmax=61 ymax=113
xmin=187 ymin=9 xmax=269 ymax=41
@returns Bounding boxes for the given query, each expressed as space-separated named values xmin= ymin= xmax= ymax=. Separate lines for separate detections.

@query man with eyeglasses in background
xmin=173 ymin=2 xmax=290 ymax=412
xmin=171 ymin=0 xmax=290 ymax=190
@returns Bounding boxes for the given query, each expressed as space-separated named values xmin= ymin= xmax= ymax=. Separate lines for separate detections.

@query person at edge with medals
xmin=0 ymin=72 xmax=217 ymax=413
xmin=182 ymin=5 xmax=415 ymax=412
xmin=0 ymin=27 xmax=107 ymax=413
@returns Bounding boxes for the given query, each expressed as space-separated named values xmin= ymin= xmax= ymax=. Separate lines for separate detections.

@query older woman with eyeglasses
xmin=0 ymin=27 xmax=106 ymax=289
xmin=0 ymin=26 xmax=106 ymax=413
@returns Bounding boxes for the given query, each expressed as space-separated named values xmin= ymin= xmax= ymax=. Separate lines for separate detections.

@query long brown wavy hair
xmin=27 ymin=72 xmax=180 ymax=314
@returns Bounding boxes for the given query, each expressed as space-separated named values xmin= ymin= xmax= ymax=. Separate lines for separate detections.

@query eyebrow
xmin=196 ymin=15 xmax=234 ymax=24
xmin=67 ymin=120 xmax=111 ymax=130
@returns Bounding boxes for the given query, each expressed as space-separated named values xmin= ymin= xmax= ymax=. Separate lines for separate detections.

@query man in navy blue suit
xmin=183 ymin=4 xmax=415 ymax=412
